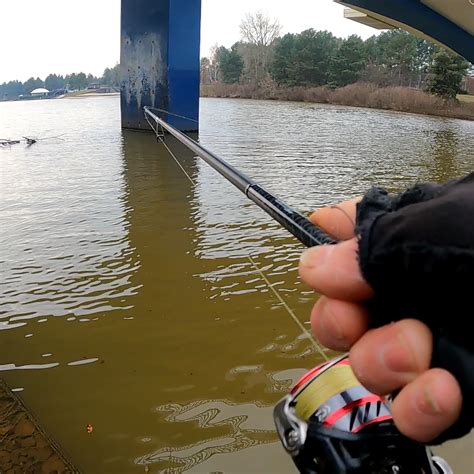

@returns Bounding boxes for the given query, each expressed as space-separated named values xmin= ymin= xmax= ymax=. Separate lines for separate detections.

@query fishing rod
xmin=143 ymin=106 xmax=452 ymax=474
xmin=144 ymin=106 xmax=336 ymax=248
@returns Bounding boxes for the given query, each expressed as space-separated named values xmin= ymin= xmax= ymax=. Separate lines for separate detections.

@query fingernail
xmin=380 ymin=332 xmax=417 ymax=376
xmin=417 ymin=383 xmax=442 ymax=415
xmin=299 ymin=246 xmax=331 ymax=269
xmin=423 ymin=385 xmax=442 ymax=414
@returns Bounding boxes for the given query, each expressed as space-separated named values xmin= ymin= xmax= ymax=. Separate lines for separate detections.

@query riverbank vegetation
xmin=201 ymin=82 xmax=474 ymax=121
xmin=201 ymin=12 xmax=473 ymax=119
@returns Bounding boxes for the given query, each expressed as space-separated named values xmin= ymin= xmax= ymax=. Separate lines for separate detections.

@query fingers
xmin=311 ymin=301 xmax=462 ymax=443
xmin=392 ymin=369 xmax=462 ymax=443
xmin=349 ymin=319 xmax=433 ymax=395
xmin=304 ymin=199 xmax=462 ymax=443
xmin=311 ymin=297 xmax=368 ymax=351
xmin=299 ymin=238 xmax=374 ymax=301
xmin=347 ymin=319 xmax=461 ymax=442
xmin=310 ymin=197 xmax=360 ymax=240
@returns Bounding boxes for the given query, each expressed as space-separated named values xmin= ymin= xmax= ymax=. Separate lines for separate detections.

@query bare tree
xmin=208 ymin=44 xmax=222 ymax=82
xmin=239 ymin=12 xmax=282 ymax=84
xmin=200 ymin=57 xmax=212 ymax=84
xmin=240 ymin=12 xmax=282 ymax=47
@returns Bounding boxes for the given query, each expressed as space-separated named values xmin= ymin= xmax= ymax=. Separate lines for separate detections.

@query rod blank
xmin=144 ymin=107 xmax=336 ymax=247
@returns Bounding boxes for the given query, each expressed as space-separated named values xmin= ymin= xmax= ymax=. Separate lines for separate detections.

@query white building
xmin=30 ymin=88 xmax=49 ymax=97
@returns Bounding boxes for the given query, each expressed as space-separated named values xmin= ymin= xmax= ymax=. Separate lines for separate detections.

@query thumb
xmin=299 ymin=239 xmax=374 ymax=301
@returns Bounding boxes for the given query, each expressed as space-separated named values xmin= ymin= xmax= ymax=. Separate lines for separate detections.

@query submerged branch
xmin=0 ymin=134 xmax=65 ymax=147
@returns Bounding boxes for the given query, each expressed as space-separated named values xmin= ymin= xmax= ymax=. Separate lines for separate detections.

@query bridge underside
xmin=337 ymin=0 xmax=474 ymax=63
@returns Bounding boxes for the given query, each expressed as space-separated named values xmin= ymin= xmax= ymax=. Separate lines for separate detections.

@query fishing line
xmin=146 ymin=114 xmax=195 ymax=185
xmin=148 ymin=107 xmax=199 ymax=123
xmin=161 ymin=137 xmax=196 ymax=186
xmin=146 ymin=113 xmax=325 ymax=358
xmin=247 ymin=255 xmax=328 ymax=361
xmin=35 ymin=134 xmax=66 ymax=141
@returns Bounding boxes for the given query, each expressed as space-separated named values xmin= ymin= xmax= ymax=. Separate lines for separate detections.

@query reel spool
xmin=274 ymin=355 xmax=452 ymax=474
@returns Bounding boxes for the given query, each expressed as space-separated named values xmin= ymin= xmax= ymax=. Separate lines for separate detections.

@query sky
xmin=0 ymin=0 xmax=378 ymax=84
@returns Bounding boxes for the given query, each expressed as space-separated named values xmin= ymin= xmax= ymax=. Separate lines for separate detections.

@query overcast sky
xmin=0 ymin=0 xmax=378 ymax=84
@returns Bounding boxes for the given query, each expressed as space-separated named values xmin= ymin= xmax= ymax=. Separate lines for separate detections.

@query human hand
xmin=298 ymin=198 xmax=462 ymax=443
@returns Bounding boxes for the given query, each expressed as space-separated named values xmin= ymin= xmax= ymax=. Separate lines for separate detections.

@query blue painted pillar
xmin=121 ymin=0 xmax=201 ymax=131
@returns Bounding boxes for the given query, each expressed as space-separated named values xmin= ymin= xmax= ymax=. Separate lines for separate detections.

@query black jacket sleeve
xmin=355 ymin=172 xmax=474 ymax=444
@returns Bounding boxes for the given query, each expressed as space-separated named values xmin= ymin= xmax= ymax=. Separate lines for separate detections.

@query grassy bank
xmin=60 ymin=90 xmax=120 ymax=98
xmin=201 ymin=82 xmax=474 ymax=121
xmin=459 ymin=94 xmax=474 ymax=104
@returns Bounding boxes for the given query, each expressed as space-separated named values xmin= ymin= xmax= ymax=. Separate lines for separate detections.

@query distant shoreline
xmin=0 ymin=91 xmax=120 ymax=103
xmin=59 ymin=91 xmax=120 ymax=99
xmin=201 ymin=82 xmax=474 ymax=122
xmin=2 ymin=86 xmax=473 ymax=122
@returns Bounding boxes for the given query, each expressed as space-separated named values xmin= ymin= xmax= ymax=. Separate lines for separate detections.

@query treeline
xmin=201 ymin=14 xmax=470 ymax=100
xmin=0 ymin=64 xmax=120 ymax=101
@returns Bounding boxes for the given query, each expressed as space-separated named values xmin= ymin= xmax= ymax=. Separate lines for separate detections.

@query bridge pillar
xmin=121 ymin=0 xmax=201 ymax=131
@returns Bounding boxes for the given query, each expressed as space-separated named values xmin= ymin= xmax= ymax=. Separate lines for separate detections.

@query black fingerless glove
xmin=355 ymin=172 xmax=474 ymax=444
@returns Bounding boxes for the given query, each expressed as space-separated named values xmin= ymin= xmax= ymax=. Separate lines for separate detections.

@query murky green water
xmin=1 ymin=97 xmax=473 ymax=473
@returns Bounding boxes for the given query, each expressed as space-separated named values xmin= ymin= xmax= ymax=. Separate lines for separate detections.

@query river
xmin=1 ymin=96 xmax=473 ymax=472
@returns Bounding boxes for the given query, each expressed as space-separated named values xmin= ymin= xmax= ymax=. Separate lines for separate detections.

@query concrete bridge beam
xmin=337 ymin=0 xmax=474 ymax=63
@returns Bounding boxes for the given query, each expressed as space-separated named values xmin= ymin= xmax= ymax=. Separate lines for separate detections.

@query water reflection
xmin=425 ymin=128 xmax=461 ymax=182
xmin=138 ymin=366 xmax=305 ymax=473
xmin=121 ymin=130 xmax=315 ymax=472
xmin=138 ymin=399 xmax=275 ymax=473
xmin=0 ymin=112 xmax=139 ymax=329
